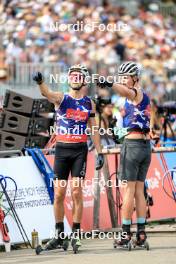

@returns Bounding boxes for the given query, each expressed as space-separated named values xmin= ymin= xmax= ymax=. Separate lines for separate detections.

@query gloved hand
xmin=96 ymin=153 xmax=104 ymax=170
xmin=32 ymin=72 xmax=44 ymax=85
xmin=97 ymin=76 xmax=113 ymax=89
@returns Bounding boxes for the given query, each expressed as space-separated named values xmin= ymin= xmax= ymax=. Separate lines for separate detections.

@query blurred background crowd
xmin=0 ymin=0 xmax=176 ymax=143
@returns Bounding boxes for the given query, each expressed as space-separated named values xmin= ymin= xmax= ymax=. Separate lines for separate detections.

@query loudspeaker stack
xmin=0 ymin=89 xmax=54 ymax=151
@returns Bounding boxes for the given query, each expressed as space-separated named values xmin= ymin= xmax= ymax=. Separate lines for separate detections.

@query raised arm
xmin=97 ymin=77 xmax=143 ymax=103
xmin=112 ymin=83 xmax=138 ymax=101
xmin=33 ymin=72 xmax=63 ymax=106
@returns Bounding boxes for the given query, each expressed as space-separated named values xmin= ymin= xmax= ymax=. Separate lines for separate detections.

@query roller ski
xmin=132 ymin=230 xmax=149 ymax=250
xmin=35 ymin=233 xmax=69 ymax=255
xmin=71 ymin=237 xmax=81 ymax=254
xmin=113 ymin=232 xmax=133 ymax=251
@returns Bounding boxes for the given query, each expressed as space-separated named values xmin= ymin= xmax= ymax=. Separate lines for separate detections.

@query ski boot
xmin=71 ymin=236 xmax=81 ymax=254
xmin=113 ymin=232 xmax=133 ymax=251
xmin=133 ymin=230 xmax=149 ymax=250
xmin=35 ymin=229 xmax=69 ymax=255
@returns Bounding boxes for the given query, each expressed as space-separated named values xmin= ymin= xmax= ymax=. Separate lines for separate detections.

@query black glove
xmin=97 ymin=77 xmax=113 ymax=89
xmin=32 ymin=72 xmax=44 ymax=85
xmin=96 ymin=153 xmax=104 ymax=170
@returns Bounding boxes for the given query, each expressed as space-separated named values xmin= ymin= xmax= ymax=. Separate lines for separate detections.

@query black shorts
xmin=119 ymin=139 xmax=151 ymax=182
xmin=53 ymin=142 xmax=88 ymax=180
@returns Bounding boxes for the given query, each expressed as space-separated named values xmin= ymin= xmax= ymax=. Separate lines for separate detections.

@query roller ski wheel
xmin=113 ymin=239 xmax=132 ymax=251
xmin=127 ymin=240 xmax=132 ymax=251
xmin=133 ymin=239 xmax=150 ymax=250
xmin=36 ymin=245 xmax=43 ymax=255
xmin=113 ymin=240 xmax=117 ymax=249
xmin=113 ymin=234 xmax=133 ymax=251
xmin=144 ymin=241 xmax=150 ymax=251
xmin=73 ymin=244 xmax=79 ymax=254
xmin=71 ymin=238 xmax=81 ymax=254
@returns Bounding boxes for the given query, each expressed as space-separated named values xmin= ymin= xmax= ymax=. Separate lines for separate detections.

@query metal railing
xmin=1 ymin=61 xmax=113 ymax=100
xmin=7 ymin=62 xmax=69 ymax=90
xmin=1 ymin=60 xmax=176 ymax=103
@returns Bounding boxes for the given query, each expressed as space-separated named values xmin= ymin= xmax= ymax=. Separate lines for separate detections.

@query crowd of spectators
xmin=0 ymin=0 xmax=176 ymax=139
xmin=0 ymin=0 xmax=176 ymax=102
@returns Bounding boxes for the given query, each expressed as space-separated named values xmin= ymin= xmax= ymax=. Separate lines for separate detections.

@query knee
xmin=124 ymin=187 xmax=135 ymax=199
xmin=72 ymin=189 xmax=82 ymax=203
xmin=54 ymin=192 xmax=65 ymax=204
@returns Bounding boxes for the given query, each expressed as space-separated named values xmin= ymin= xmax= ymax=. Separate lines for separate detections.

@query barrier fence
xmin=0 ymin=145 xmax=176 ymax=243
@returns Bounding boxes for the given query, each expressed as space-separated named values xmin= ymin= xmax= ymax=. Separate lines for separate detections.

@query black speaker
xmin=1 ymin=110 xmax=52 ymax=135
xmin=3 ymin=89 xmax=54 ymax=115
xmin=0 ymin=130 xmax=48 ymax=151
xmin=0 ymin=111 xmax=3 ymax=128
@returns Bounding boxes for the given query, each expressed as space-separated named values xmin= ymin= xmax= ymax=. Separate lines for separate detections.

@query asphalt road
xmin=0 ymin=233 xmax=176 ymax=264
